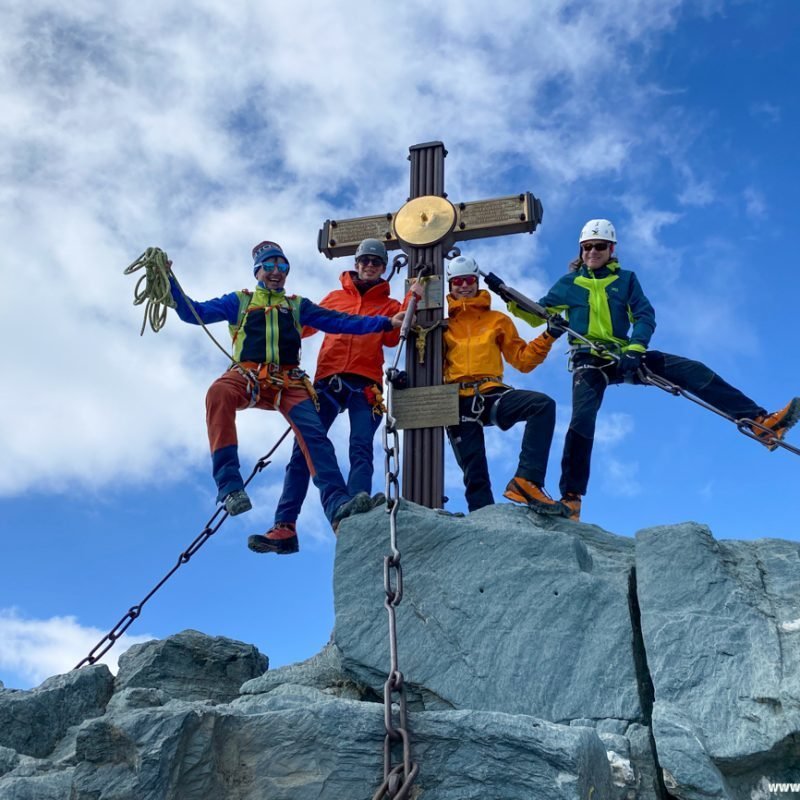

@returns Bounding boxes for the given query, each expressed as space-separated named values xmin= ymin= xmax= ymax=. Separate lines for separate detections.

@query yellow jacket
xmin=444 ymin=290 xmax=555 ymax=396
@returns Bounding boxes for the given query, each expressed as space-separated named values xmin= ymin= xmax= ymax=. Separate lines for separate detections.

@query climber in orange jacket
xmin=444 ymin=255 xmax=566 ymax=515
xmin=271 ymin=239 xmax=421 ymax=541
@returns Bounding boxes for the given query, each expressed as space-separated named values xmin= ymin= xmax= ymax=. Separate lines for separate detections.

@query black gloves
xmin=546 ymin=314 xmax=568 ymax=339
xmin=484 ymin=272 xmax=505 ymax=294
xmin=619 ymin=351 xmax=643 ymax=383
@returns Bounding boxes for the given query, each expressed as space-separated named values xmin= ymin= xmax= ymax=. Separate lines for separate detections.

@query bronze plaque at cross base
xmin=317 ymin=214 xmax=398 ymax=259
xmin=392 ymin=384 xmax=460 ymax=430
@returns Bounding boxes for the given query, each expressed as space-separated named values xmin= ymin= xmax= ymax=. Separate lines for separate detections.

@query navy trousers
xmin=274 ymin=374 xmax=383 ymax=525
xmin=560 ymin=350 xmax=766 ymax=497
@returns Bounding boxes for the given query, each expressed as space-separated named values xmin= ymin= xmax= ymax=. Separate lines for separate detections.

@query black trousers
xmin=560 ymin=350 xmax=766 ymax=497
xmin=446 ymin=388 xmax=556 ymax=512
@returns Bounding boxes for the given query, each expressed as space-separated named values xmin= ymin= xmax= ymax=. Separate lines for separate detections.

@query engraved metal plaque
xmin=453 ymin=193 xmax=543 ymax=242
xmin=317 ymin=215 xmax=398 ymax=259
xmin=391 ymin=384 xmax=459 ymax=430
xmin=404 ymin=275 xmax=443 ymax=310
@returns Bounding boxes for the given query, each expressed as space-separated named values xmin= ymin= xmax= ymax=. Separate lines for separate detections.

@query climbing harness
xmin=482 ymin=272 xmax=800 ymax=457
xmin=372 ymin=288 xmax=421 ymax=800
xmin=73 ymin=427 xmax=292 ymax=670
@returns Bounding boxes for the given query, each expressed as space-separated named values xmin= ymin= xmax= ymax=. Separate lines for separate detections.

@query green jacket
xmin=510 ymin=260 xmax=656 ymax=354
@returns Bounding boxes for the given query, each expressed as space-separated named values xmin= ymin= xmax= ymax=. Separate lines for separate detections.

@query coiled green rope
xmin=124 ymin=247 xmax=176 ymax=335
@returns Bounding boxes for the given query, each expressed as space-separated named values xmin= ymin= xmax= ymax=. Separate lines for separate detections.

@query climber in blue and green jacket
xmin=167 ymin=240 xmax=407 ymax=555
xmin=488 ymin=218 xmax=799 ymax=522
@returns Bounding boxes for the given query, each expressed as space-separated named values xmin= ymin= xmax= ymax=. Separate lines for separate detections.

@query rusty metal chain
xmin=372 ymin=289 xmax=420 ymax=800
xmin=73 ymin=426 xmax=292 ymax=670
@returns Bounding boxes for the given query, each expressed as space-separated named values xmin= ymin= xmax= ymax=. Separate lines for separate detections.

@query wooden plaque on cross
xmin=317 ymin=141 xmax=543 ymax=508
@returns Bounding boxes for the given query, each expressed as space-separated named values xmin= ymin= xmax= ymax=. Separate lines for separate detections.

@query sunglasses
xmin=581 ymin=242 xmax=610 ymax=252
xmin=450 ymin=275 xmax=478 ymax=287
xmin=258 ymin=258 xmax=290 ymax=273
xmin=356 ymin=255 xmax=385 ymax=268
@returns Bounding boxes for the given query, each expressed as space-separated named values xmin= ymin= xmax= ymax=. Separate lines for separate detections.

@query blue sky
xmin=2 ymin=0 xmax=798 ymax=689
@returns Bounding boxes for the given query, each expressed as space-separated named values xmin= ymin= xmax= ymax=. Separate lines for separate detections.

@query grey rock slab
xmin=0 ymin=664 xmax=113 ymax=758
xmin=334 ymin=501 xmax=642 ymax=723
xmin=67 ymin=687 xmax=613 ymax=800
xmin=0 ymin=768 xmax=75 ymax=800
xmin=115 ymin=628 xmax=268 ymax=703
xmin=239 ymin=641 xmax=367 ymax=700
xmin=636 ymin=523 xmax=800 ymax=797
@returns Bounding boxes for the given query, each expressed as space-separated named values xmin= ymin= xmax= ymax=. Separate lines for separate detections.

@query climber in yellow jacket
xmin=443 ymin=255 xmax=567 ymax=515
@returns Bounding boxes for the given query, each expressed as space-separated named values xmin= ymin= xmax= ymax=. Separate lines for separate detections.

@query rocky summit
xmin=1 ymin=503 xmax=799 ymax=799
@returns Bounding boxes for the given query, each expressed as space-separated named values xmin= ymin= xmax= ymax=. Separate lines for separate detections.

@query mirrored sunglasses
xmin=259 ymin=258 xmax=290 ymax=273
xmin=450 ymin=275 xmax=478 ymax=287
xmin=581 ymin=241 xmax=610 ymax=252
xmin=356 ymin=255 xmax=385 ymax=268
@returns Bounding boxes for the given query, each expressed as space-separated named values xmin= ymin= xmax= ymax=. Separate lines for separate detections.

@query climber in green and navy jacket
xmin=168 ymin=240 xmax=407 ymax=556
xmin=489 ymin=218 xmax=799 ymax=523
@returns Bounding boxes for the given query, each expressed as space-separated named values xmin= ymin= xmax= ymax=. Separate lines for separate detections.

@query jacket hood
xmin=447 ymin=289 xmax=492 ymax=317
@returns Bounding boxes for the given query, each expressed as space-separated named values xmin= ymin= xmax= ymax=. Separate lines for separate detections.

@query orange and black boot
xmin=751 ymin=397 xmax=800 ymax=450
xmin=503 ymin=477 xmax=567 ymax=516
xmin=560 ymin=493 xmax=582 ymax=522
xmin=248 ymin=522 xmax=299 ymax=555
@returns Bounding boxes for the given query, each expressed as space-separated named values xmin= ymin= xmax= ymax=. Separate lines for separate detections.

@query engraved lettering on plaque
xmin=392 ymin=384 xmax=459 ymax=430
xmin=458 ymin=196 xmax=526 ymax=230
xmin=328 ymin=215 xmax=394 ymax=247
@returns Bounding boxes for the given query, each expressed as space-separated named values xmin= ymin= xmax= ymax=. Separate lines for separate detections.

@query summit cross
xmin=318 ymin=141 xmax=543 ymax=508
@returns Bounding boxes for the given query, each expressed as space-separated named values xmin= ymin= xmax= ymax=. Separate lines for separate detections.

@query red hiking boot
xmin=248 ymin=522 xmax=299 ymax=555
xmin=503 ymin=477 xmax=567 ymax=516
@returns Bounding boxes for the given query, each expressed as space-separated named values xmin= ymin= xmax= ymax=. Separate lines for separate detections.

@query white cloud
xmin=0 ymin=608 xmax=153 ymax=688
xmin=743 ymin=186 xmax=767 ymax=220
xmin=0 ymin=0 xmax=717 ymax=498
xmin=595 ymin=412 xmax=635 ymax=446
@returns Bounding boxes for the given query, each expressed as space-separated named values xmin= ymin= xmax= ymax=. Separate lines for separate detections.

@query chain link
xmin=74 ymin=426 xmax=292 ymax=670
xmin=372 ymin=288 xmax=421 ymax=800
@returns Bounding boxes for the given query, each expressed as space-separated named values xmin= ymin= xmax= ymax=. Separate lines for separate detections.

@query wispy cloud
xmin=0 ymin=608 xmax=152 ymax=689
xmin=0 ymin=0 xmax=720 ymax=498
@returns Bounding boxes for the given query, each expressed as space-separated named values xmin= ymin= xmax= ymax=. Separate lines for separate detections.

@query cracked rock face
xmin=1 ymin=504 xmax=798 ymax=799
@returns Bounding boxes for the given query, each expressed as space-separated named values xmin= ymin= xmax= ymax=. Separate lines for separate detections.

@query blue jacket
xmin=511 ymin=260 xmax=656 ymax=353
xmin=169 ymin=278 xmax=393 ymax=366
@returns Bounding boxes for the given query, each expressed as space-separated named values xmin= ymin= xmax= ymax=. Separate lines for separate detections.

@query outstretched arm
xmin=498 ymin=316 xmax=557 ymax=373
xmin=168 ymin=275 xmax=240 ymax=325
xmin=298 ymin=298 xmax=394 ymax=334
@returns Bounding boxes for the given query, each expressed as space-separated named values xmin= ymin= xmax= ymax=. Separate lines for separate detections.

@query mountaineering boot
xmin=224 ymin=489 xmax=252 ymax=516
xmin=560 ymin=493 xmax=582 ymax=522
xmin=751 ymin=397 xmax=800 ymax=450
xmin=503 ymin=477 xmax=567 ymax=516
xmin=248 ymin=522 xmax=299 ymax=555
xmin=370 ymin=492 xmax=387 ymax=509
xmin=331 ymin=491 xmax=374 ymax=532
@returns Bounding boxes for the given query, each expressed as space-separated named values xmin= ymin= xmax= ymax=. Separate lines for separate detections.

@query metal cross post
xmin=318 ymin=141 xmax=543 ymax=508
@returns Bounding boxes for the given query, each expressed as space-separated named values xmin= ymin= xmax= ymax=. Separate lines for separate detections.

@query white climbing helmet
xmin=579 ymin=219 xmax=617 ymax=244
xmin=446 ymin=255 xmax=480 ymax=281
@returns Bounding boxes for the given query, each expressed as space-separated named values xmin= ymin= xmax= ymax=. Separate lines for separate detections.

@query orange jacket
xmin=303 ymin=271 xmax=404 ymax=384
xmin=444 ymin=290 xmax=556 ymax=396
